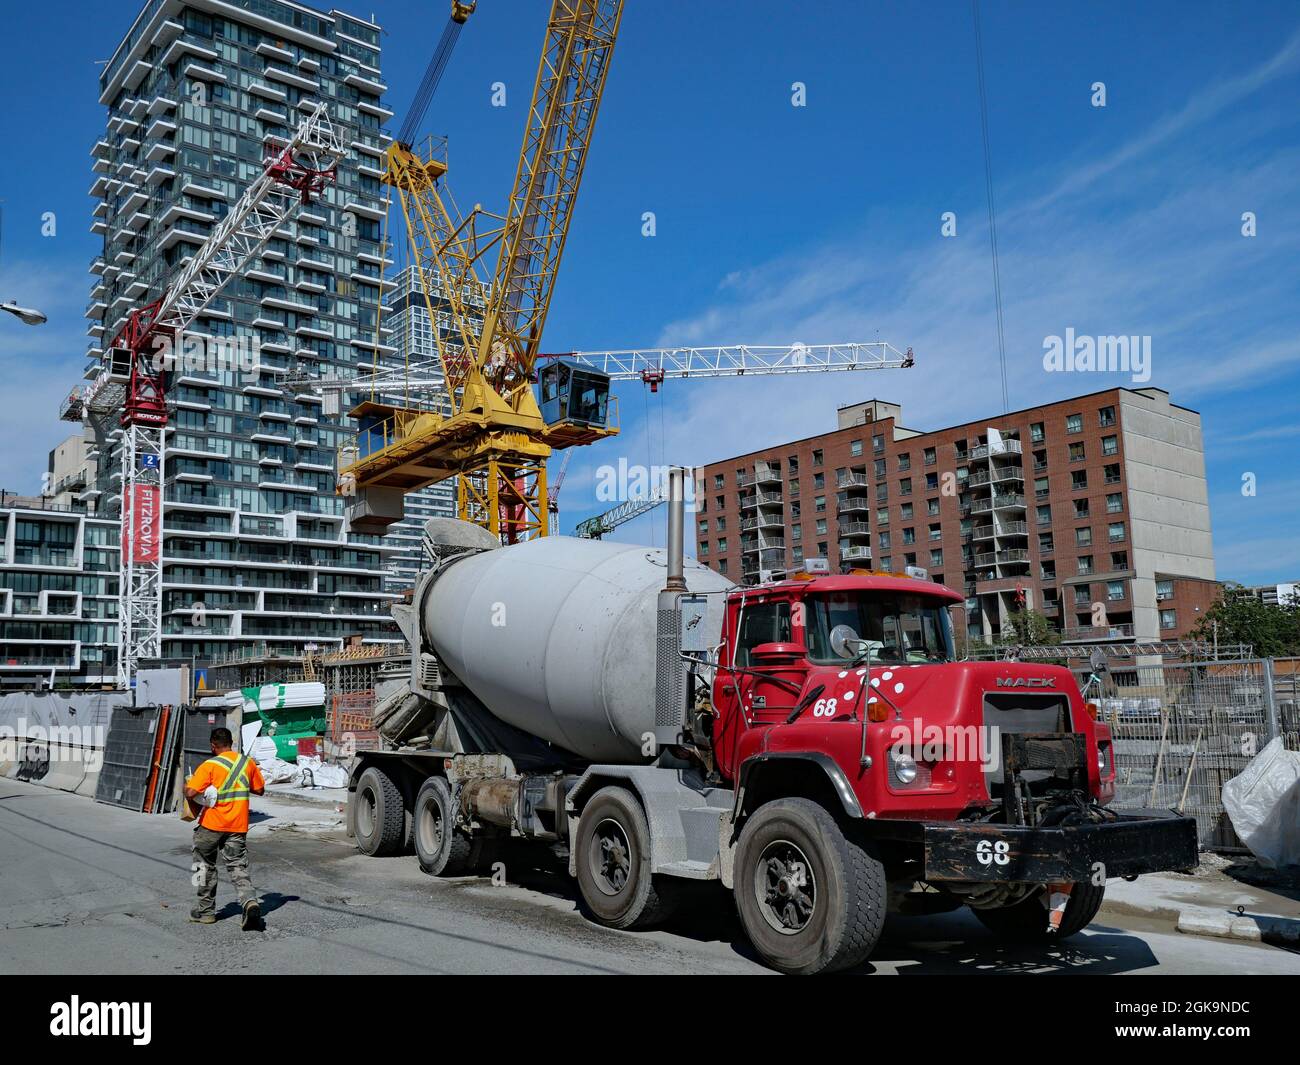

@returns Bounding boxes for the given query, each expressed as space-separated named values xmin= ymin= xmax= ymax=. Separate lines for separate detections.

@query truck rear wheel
xmin=972 ymin=881 xmax=1106 ymax=941
xmin=413 ymin=776 xmax=475 ymax=876
xmin=575 ymin=786 xmax=678 ymax=931
xmin=734 ymin=798 xmax=886 ymax=975
xmin=352 ymin=766 xmax=406 ymax=857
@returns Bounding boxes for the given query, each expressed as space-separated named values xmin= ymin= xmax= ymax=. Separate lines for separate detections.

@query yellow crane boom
xmin=342 ymin=0 xmax=624 ymax=543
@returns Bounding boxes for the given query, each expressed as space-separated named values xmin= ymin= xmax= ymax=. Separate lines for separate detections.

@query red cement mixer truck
xmin=348 ymin=467 xmax=1197 ymax=974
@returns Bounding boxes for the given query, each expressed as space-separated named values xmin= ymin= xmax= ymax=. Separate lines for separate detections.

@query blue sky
xmin=0 ymin=1 xmax=1296 ymax=584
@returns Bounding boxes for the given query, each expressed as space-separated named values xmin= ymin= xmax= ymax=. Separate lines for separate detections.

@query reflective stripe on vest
xmin=206 ymin=752 xmax=251 ymax=802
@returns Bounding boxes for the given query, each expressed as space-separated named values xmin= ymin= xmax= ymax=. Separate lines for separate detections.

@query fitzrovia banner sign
xmin=121 ymin=484 xmax=160 ymax=564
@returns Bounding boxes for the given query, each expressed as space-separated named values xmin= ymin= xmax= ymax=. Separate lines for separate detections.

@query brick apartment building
xmin=693 ymin=387 xmax=1219 ymax=644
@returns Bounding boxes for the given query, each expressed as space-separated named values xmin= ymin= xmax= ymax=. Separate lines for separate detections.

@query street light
xmin=1 ymin=300 xmax=47 ymax=326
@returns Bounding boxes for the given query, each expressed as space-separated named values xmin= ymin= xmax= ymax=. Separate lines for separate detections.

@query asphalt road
xmin=2 ymin=777 xmax=1297 ymax=976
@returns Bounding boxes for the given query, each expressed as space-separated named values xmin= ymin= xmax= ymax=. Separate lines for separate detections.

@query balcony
xmin=739 ymin=490 xmax=783 ymax=510
xmin=840 ymin=545 xmax=872 ymax=563
xmin=754 ymin=461 xmax=781 ymax=484
xmin=742 ymin=535 xmax=785 ymax=553
xmin=836 ymin=471 xmax=868 ymax=489
xmin=1061 ymin=623 xmax=1134 ymax=641
xmin=970 ymin=438 xmax=1023 ymax=460
xmin=838 ymin=521 xmax=870 ymax=538
xmin=836 ymin=494 xmax=869 ymax=514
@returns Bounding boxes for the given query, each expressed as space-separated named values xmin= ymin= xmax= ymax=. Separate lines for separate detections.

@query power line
xmin=971 ymin=0 xmax=1010 ymax=416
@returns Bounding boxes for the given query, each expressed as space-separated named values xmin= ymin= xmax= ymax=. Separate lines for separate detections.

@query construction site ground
xmin=2 ymin=775 xmax=1296 ymax=976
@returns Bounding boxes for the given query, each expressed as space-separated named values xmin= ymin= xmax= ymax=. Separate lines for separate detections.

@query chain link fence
xmin=1096 ymin=657 xmax=1298 ymax=851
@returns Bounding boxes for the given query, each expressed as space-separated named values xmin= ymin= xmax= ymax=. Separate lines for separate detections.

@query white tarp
xmin=239 ymin=683 xmax=326 ymax=715
xmin=1222 ymin=737 xmax=1300 ymax=869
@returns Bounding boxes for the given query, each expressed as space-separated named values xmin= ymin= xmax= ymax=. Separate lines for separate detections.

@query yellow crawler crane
xmin=341 ymin=0 xmax=623 ymax=543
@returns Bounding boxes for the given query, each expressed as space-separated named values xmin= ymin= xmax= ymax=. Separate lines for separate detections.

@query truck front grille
xmin=982 ymin=693 xmax=1070 ymax=787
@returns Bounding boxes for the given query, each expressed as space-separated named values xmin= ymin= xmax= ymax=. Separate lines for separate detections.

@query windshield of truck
xmin=806 ymin=591 xmax=955 ymax=665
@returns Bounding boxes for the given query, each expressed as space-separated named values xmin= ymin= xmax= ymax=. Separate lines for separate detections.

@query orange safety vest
xmin=196 ymin=750 xmax=254 ymax=833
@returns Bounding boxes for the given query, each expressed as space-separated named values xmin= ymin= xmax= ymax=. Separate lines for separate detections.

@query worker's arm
xmin=184 ymin=764 xmax=212 ymax=801
xmin=248 ymin=760 xmax=266 ymax=797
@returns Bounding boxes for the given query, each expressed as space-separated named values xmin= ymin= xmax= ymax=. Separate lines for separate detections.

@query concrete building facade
xmin=693 ymin=387 xmax=1217 ymax=644
xmin=72 ymin=0 xmax=404 ymax=669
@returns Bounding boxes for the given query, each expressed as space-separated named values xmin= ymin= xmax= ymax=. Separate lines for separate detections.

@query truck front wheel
xmin=734 ymin=798 xmax=886 ymax=975
xmin=972 ymin=881 xmax=1106 ymax=941
xmin=575 ymin=786 xmax=678 ymax=931
xmin=352 ymin=766 xmax=406 ymax=857
xmin=413 ymin=776 xmax=475 ymax=876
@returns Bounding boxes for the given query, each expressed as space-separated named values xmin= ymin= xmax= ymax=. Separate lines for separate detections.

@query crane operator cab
xmin=536 ymin=359 xmax=618 ymax=447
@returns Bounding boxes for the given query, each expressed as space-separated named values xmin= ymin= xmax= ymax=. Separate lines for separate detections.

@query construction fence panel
xmin=1104 ymin=658 xmax=1283 ymax=851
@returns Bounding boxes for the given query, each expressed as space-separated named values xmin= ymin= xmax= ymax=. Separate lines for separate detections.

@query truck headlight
xmin=892 ymin=752 xmax=918 ymax=785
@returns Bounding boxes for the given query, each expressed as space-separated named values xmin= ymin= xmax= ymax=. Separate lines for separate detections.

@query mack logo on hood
xmin=995 ymin=676 xmax=1056 ymax=688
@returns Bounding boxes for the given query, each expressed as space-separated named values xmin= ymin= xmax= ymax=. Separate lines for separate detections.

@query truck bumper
xmin=913 ymin=809 xmax=1198 ymax=883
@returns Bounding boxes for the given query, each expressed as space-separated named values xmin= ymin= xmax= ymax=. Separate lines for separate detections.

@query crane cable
xmin=971 ymin=0 xmax=1010 ymax=417
xmin=397 ymin=11 xmax=470 ymax=147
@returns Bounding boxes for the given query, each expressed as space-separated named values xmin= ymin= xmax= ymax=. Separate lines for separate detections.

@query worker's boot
xmin=241 ymin=898 xmax=262 ymax=931
xmin=189 ymin=908 xmax=216 ymax=925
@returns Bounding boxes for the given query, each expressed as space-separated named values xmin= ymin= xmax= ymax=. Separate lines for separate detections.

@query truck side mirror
xmin=829 ymin=624 xmax=860 ymax=660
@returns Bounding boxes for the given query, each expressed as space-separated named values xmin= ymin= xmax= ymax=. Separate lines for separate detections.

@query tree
xmin=999 ymin=608 xmax=1060 ymax=647
xmin=1190 ymin=585 xmax=1300 ymax=658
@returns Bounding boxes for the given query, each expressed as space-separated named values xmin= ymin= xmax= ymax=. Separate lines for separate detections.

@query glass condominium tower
xmin=82 ymin=0 xmax=404 ymax=667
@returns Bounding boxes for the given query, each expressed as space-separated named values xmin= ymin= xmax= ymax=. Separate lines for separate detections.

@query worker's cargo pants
xmin=192 ymin=827 xmax=256 ymax=915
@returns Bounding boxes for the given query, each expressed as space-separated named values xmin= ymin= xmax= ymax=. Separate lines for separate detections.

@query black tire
xmin=972 ymin=880 xmax=1106 ymax=941
xmin=575 ymin=786 xmax=678 ymax=930
xmin=413 ymin=776 xmax=476 ymax=876
xmin=733 ymin=797 xmax=886 ymax=975
xmin=352 ymin=766 xmax=406 ymax=857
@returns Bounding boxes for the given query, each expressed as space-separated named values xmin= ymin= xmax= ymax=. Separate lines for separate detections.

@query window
xmin=1099 ymin=405 xmax=1116 ymax=427
xmin=1156 ymin=579 xmax=1174 ymax=601
xmin=902 ymin=527 xmax=916 ymax=545
xmin=925 ymin=472 xmax=938 ymax=492
xmin=1108 ymin=522 xmax=1126 ymax=543
xmin=717 ymin=537 xmax=728 ymax=552
xmin=1074 ymin=498 xmax=1090 ymax=519
xmin=716 ymin=517 xmax=727 ymax=531
xmin=1030 ymin=422 xmax=1045 ymax=443
xmin=878 ymin=531 xmax=892 ymax=550
xmin=713 ymin=474 xmax=724 ymax=489
xmin=816 ymin=518 xmax=827 ymax=534
xmin=1074 ymin=585 xmax=1092 ymax=606
xmin=805 ymin=591 xmax=955 ymax=665
xmin=880 ymin=556 xmax=893 ymax=570
xmin=924 ymin=447 xmax=936 ymax=465
xmin=850 ymin=439 xmax=863 ymax=457
xmin=1037 ymin=504 xmax=1052 ymax=525
xmin=872 ymin=434 xmax=884 ymax=454
xmin=733 ymin=600 xmax=793 ymax=667
xmin=927 ymin=498 xmax=940 ymax=516
xmin=698 ymin=519 xmax=708 ymax=534
xmin=930 ymin=549 xmax=943 ymax=566
xmin=873 ymin=458 xmax=887 ymax=478
xmin=1076 ymin=527 xmax=1093 ymax=547
xmin=698 ymin=540 xmax=709 ymax=555
xmin=812 ymin=449 xmax=824 ymax=467
xmin=1077 ymin=555 xmax=1093 ymax=575
xmin=1102 ymin=435 xmax=1119 ymax=456
xmin=1069 ymin=442 xmax=1086 ymax=462
xmin=1040 ymin=561 xmax=1056 ymax=579
xmin=898 ymin=453 xmax=911 ymax=471
xmin=900 ymin=502 xmax=913 ymax=519
xmin=698 ymin=498 xmax=707 ymax=513
xmin=1104 ymin=463 xmax=1121 ymax=484
xmin=899 ymin=478 xmax=912 ymax=496
xmin=1035 ymin=476 xmax=1050 ymax=498
xmin=1033 ymin=449 xmax=1048 ymax=471
xmin=1106 ymin=493 xmax=1122 ymax=514
xmin=1160 ymin=608 xmax=1177 ymax=629
xmin=876 ymin=483 xmax=888 ymax=502
xmin=815 ymin=495 xmax=826 ymax=512
xmin=1072 ymin=470 xmax=1088 ymax=491
xmin=928 ymin=523 xmax=942 ymax=541
xmin=1066 ymin=413 xmax=1083 ymax=434
xmin=1038 ymin=532 xmax=1054 ymax=553
xmin=1107 ymin=581 xmax=1126 ymax=602
xmin=876 ymin=508 xmax=889 ymax=525
xmin=788 ymin=456 xmax=799 ymax=473
xmin=814 ymin=472 xmax=825 ymax=490
xmin=791 ymin=523 xmax=802 ymax=541
xmin=789 ymin=478 xmax=800 ymax=496
xmin=717 ymin=559 xmax=728 ymax=574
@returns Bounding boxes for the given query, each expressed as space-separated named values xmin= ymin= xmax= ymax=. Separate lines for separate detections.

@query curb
xmin=1100 ymin=894 xmax=1300 ymax=948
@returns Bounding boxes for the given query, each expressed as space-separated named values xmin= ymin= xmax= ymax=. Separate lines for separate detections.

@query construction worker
xmin=184 ymin=727 xmax=265 ymax=929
